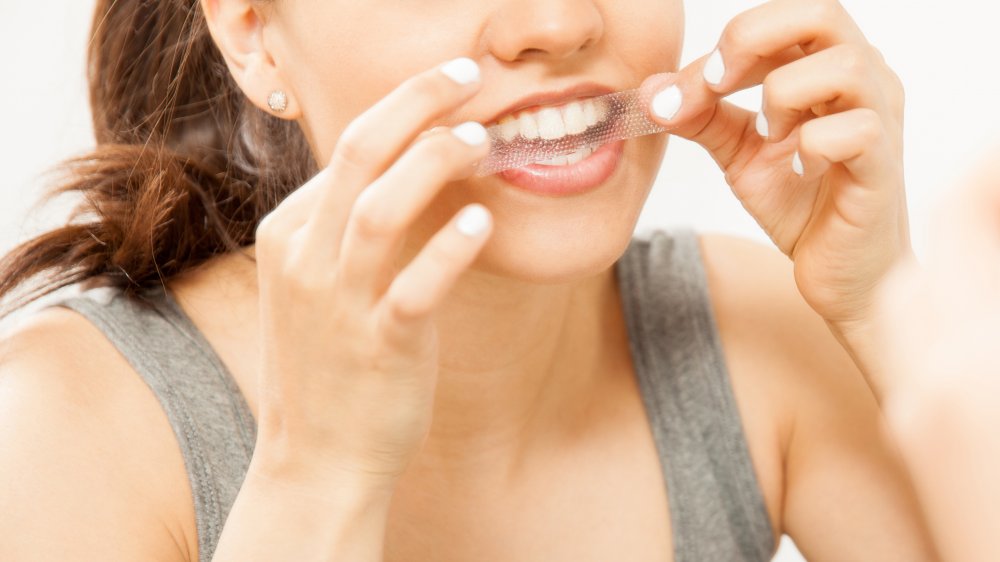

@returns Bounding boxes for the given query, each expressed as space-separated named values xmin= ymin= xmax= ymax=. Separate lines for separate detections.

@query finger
xmin=308 ymin=57 xmax=483 ymax=255
xmin=374 ymin=203 xmax=493 ymax=352
xmin=639 ymin=68 xmax=756 ymax=172
xmin=703 ymin=0 xmax=868 ymax=95
xmin=794 ymin=107 xmax=895 ymax=187
xmin=759 ymin=43 xmax=891 ymax=143
xmin=254 ymin=169 xmax=334 ymax=264
xmin=336 ymin=122 xmax=490 ymax=304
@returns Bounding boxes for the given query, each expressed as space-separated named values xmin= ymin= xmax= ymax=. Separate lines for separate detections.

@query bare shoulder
xmin=0 ymin=305 xmax=196 ymax=562
xmin=697 ymin=233 xmax=937 ymax=560
xmin=696 ymin=233 xmax=858 ymax=403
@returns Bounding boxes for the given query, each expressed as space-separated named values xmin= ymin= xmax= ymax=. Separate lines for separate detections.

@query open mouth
xmin=488 ymin=96 xmax=613 ymax=143
xmin=481 ymin=96 xmax=626 ymax=172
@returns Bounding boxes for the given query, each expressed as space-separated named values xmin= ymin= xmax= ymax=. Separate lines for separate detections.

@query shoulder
xmin=0 ymin=304 xmax=196 ymax=561
xmin=695 ymin=232 xmax=872 ymax=417
xmin=696 ymin=232 xmax=936 ymax=559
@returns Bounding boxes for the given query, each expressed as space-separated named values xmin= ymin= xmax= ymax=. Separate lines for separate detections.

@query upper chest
xmin=164 ymin=254 xmax=785 ymax=561
xmin=381 ymin=369 xmax=675 ymax=562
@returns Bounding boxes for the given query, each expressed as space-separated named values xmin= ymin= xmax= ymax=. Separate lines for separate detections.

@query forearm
xmin=212 ymin=466 xmax=394 ymax=562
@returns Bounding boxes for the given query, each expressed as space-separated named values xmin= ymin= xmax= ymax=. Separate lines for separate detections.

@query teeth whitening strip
xmin=474 ymin=88 xmax=676 ymax=176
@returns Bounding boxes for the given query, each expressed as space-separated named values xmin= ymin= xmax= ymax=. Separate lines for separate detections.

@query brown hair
xmin=0 ymin=0 xmax=316 ymax=316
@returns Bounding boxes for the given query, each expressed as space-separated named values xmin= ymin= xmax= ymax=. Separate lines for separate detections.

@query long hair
xmin=0 ymin=0 xmax=317 ymax=316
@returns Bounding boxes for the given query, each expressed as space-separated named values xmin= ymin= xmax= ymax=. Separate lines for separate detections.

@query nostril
xmin=517 ymin=48 xmax=548 ymax=61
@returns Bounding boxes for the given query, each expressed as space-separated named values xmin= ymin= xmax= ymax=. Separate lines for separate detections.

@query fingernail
xmin=756 ymin=111 xmax=769 ymax=139
xmin=703 ymin=49 xmax=725 ymax=85
xmin=457 ymin=204 xmax=491 ymax=237
xmin=452 ymin=121 xmax=488 ymax=146
xmin=792 ymin=151 xmax=804 ymax=176
xmin=652 ymin=85 xmax=683 ymax=121
xmin=440 ymin=57 xmax=481 ymax=85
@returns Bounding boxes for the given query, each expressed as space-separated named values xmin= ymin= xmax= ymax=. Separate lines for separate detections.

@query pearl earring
xmin=267 ymin=90 xmax=288 ymax=113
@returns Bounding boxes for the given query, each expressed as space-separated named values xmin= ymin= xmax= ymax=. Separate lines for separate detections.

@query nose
xmin=486 ymin=0 xmax=605 ymax=63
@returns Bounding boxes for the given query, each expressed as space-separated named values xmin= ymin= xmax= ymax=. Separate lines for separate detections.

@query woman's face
xmin=263 ymin=0 xmax=684 ymax=283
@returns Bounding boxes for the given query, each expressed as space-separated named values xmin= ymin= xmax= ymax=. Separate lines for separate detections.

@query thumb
xmin=639 ymin=52 xmax=767 ymax=170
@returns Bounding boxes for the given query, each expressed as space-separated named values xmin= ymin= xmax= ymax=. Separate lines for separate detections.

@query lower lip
xmin=496 ymin=140 xmax=625 ymax=197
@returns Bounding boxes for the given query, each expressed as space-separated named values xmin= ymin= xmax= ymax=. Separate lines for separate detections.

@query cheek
xmin=607 ymin=0 xmax=684 ymax=77
xmin=276 ymin=7 xmax=472 ymax=161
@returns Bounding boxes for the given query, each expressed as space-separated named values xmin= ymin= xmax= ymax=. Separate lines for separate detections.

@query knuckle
xmin=333 ymin=122 xmax=376 ymax=172
xmin=417 ymin=135 xmax=464 ymax=171
xmin=284 ymin=265 xmax=334 ymax=295
xmin=722 ymin=16 xmax=754 ymax=51
xmin=798 ymin=123 xmax=820 ymax=155
xmin=350 ymin=193 xmax=398 ymax=240
xmin=383 ymin=292 xmax=430 ymax=329
xmin=807 ymin=0 xmax=843 ymax=27
xmin=402 ymin=73 xmax=452 ymax=106
xmin=853 ymin=108 xmax=884 ymax=143
xmin=835 ymin=44 xmax=869 ymax=76
xmin=254 ymin=212 xmax=286 ymax=257
xmin=870 ymin=45 xmax=889 ymax=66
xmin=255 ymin=214 xmax=278 ymax=245
xmin=761 ymin=73 xmax=787 ymax=108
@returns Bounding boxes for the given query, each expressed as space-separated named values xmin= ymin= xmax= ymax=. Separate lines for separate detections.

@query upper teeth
xmin=497 ymin=98 xmax=609 ymax=143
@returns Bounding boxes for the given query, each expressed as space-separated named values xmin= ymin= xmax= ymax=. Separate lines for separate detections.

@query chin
xmin=471 ymin=218 xmax=638 ymax=285
xmin=411 ymin=136 xmax=664 ymax=285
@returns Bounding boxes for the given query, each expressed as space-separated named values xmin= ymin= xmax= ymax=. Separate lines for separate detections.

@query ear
xmin=200 ymin=0 xmax=301 ymax=118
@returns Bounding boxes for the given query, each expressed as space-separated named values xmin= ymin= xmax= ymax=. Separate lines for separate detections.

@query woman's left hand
xmin=641 ymin=0 xmax=908 ymax=334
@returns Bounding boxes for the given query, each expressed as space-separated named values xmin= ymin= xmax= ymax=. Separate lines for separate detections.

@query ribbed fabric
xmin=52 ymin=285 xmax=256 ymax=561
xmin=616 ymin=229 xmax=775 ymax=561
xmin=50 ymin=227 xmax=773 ymax=561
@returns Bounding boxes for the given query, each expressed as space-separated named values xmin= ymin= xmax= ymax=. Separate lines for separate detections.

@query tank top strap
xmin=47 ymin=284 xmax=256 ymax=562
xmin=615 ymin=228 xmax=775 ymax=562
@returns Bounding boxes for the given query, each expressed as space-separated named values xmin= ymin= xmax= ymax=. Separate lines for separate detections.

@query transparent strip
xmin=474 ymin=88 xmax=676 ymax=176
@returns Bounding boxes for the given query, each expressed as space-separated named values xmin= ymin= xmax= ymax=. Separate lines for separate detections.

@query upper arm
xmin=699 ymin=234 xmax=938 ymax=561
xmin=0 ymin=307 xmax=196 ymax=562
xmin=778 ymin=321 xmax=937 ymax=561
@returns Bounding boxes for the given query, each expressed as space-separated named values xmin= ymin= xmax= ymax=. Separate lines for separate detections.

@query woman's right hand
xmin=249 ymin=57 xmax=492 ymax=494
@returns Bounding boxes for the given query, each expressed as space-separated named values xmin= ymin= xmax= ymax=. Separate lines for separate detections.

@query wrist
xmin=825 ymin=315 xmax=892 ymax=400
xmin=244 ymin=461 xmax=395 ymax=511
xmin=214 ymin=458 xmax=395 ymax=561
xmin=248 ymin=439 xmax=402 ymax=501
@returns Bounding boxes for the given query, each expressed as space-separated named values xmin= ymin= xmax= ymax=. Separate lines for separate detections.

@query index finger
xmin=308 ymin=57 xmax=484 ymax=241
xmin=702 ymin=0 xmax=868 ymax=94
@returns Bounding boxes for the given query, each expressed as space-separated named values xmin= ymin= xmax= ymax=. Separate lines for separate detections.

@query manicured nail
xmin=452 ymin=121 xmax=488 ymax=146
xmin=651 ymin=85 xmax=683 ymax=120
xmin=792 ymin=151 xmax=804 ymax=176
xmin=440 ymin=57 xmax=481 ymax=85
xmin=456 ymin=204 xmax=491 ymax=237
xmin=703 ymin=49 xmax=725 ymax=85
xmin=756 ymin=111 xmax=769 ymax=139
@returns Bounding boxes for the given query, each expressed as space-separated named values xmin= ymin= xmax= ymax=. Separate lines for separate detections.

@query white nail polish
xmin=440 ymin=57 xmax=481 ymax=85
xmin=792 ymin=151 xmax=804 ymax=176
xmin=703 ymin=49 xmax=726 ymax=85
xmin=651 ymin=85 xmax=683 ymax=120
xmin=452 ymin=121 xmax=488 ymax=146
xmin=756 ymin=111 xmax=769 ymax=139
xmin=456 ymin=204 xmax=491 ymax=237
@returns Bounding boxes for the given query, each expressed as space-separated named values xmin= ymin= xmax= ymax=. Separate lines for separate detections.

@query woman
xmin=0 ymin=0 xmax=935 ymax=560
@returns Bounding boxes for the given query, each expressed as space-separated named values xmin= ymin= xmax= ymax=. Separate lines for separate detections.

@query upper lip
xmin=481 ymin=82 xmax=617 ymax=127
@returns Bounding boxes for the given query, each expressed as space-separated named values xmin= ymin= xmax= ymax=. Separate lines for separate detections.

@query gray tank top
xmin=48 ymin=228 xmax=774 ymax=562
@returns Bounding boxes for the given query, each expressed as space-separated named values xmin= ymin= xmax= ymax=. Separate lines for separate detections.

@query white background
xmin=2 ymin=2 xmax=998 ymax=560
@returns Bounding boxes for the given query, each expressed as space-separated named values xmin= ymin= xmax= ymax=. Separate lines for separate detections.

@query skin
xmin=0 ymin=0 xmax=937 ymax=560
xmin=872 ymin=152 xmax=1000 ymax=562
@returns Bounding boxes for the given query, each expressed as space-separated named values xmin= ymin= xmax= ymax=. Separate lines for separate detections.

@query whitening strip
xmin=474 ymin=88 xmax=676 ymax=176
